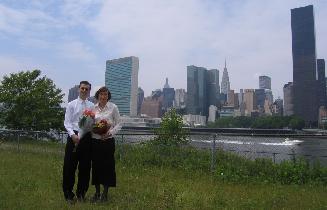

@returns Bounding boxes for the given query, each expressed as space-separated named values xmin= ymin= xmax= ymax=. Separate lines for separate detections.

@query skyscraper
xmin=137 ymin=87 xmax=144 ymax=116
xmin=105 ymin=56 xmax=139 ymax=116
xmin=207 ymin=69 xmax=220 ymax=107
xmin=174 ymin=89 xmax=187 ymax=109
xmin=234 ymin=93 xmax=239 ymax=109
xmin=68 ymin=85 xmax=79 ymax=102
xmin=272 ymin=98 xmax=284 ymax=116
xmin=259 ymin=76 xmax=271 ymax=90
xmin=265 ymin=89 xmax=274 ymax=105
xmin=187 ymin=65 xmax=220 ymax=118
xmin=255 ymin=89 xmax=266 ymax=109
xmin=291 ymin=5 xmax=318 ymax=123
xmin=239 ymin=89 xmax=245 ymax=116
xmin=317 ymin=59 xmax=327 ymax=108
xmin=221 ymin=60 xmax=230 ymax=95
xmin=283 ymin=82 xmax=294 ymax=116
xmin=227 ymin=90 xmax=235 ymax=107
xmin=141 ymin=96 xmax=162 ymax=118
xmin=162 ymin=78 xmax=175 ymax=111
xmin=243 ymin=89 xmax=256 ymax=115
xmin=187 ymin=65 xmax=208 ymax=116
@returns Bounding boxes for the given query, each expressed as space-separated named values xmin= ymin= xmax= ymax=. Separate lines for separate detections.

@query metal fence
xmin=1 ymin=129 xmax=327 ymax=170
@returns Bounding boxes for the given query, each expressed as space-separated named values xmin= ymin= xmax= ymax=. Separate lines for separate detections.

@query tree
xmin=154 ymin=109 xmax=189 ymax=146
xmin=288 ymin=116 xmax=305 ymax=130
xmin=0 ymin=70 xmax=65 ymax=131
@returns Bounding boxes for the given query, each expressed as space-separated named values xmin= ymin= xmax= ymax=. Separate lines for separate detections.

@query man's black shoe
xmin=65 ymin=198 xmax=76 ymax=205
xmin=64 ymin=191 xmax=75 ymax=200
xmin=100 ymin=193 xmax=108 ymax=202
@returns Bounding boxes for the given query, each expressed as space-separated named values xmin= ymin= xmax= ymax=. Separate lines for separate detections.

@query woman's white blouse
xmin=91 ymin=102 xmax=121 ymax=139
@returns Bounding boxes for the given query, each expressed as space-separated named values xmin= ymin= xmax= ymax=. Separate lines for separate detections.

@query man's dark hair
xmin=79 ymin=81 xmax=91 ymax=90
xmin=95 ymin=86 xmax=111 ymax=101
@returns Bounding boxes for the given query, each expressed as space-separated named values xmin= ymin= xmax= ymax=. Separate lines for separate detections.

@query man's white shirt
xmin=64 ymin=97 xmax=94 ymax=137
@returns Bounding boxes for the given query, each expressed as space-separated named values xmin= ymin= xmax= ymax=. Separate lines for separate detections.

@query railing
xmin=1 ymin=129 xmax=327 ymax=170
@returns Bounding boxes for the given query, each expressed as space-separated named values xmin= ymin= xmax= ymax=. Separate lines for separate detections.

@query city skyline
xmin=0 ymin=1 xmax=326 ymax=104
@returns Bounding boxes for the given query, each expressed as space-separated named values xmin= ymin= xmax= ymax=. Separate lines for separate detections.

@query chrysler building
xmin=221 ymin=59 xmax=230 ymax=94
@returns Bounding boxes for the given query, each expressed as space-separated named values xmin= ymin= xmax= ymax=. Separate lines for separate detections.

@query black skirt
xmin=91 ymin=137 xmax=116 ymax=187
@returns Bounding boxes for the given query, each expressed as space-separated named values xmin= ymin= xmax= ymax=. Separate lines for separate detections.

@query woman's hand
xmin=101 ymin=131 xmax=112 ymax=140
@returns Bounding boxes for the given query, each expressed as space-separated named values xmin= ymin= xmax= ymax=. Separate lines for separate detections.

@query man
xmin=63 ymin=81 xmax=94 ymax=202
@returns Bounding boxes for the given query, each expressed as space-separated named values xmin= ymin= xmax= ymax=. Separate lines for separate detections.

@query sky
xmin=0 ymin=0 xmax=326 ymax=105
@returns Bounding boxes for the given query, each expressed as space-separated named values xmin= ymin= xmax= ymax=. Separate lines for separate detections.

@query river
xmin=115 ymin=132 xmax=327 ymax=166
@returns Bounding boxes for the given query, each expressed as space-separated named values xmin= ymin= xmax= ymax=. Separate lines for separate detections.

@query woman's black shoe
xmin=90 ymin=193 xmax=101 ymax=203
xmin=100 ymin=193 xmax=108 ymax=202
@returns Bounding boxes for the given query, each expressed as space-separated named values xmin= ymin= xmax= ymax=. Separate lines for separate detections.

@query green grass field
xmin=0 ymin=140 xmax=327 ymax=209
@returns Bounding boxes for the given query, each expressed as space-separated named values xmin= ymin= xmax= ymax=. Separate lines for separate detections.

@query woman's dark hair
xmin=95 ymin=86 xmax=111 ymax=101
xmin=79 ymin=81 xmax=91 ymax=90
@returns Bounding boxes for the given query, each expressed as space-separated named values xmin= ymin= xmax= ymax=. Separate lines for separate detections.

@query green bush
xmin=152 ymin=109 xmax=189 ymax=146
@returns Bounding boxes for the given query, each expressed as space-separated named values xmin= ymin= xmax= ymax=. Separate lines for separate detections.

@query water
xmin=116 ymin=133 xmax=327 ymax=166
xmin=190 ymin=135 xmax=327 ymax=165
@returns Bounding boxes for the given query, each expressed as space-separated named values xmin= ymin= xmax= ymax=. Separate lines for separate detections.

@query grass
xmin=0 ymin=139 xmax=327 ymax=209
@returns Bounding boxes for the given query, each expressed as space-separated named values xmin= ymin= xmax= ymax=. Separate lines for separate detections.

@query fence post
xmin=273 ymin=153 xmax=276 ymax=163
xmin=17 ymin=131 xmax=20 ymax=152
xmin=61 ymin=133 xmax=65 ymax=145
xmin=120 ymin=133 xmax=124 ymax=161
xmin=211 ymin=134 xmax=217 ymax=172
xmin=291 ymin=149 xmax=296 ymax=164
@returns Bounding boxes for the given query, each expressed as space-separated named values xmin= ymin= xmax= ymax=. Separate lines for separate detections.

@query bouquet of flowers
xmin=93 ymin=119 xmax=111 ymax=135
xmin=78 ymin=109 xmax=96 ymax=138
xmin=74 ymin=109 xmax=95 ymax=152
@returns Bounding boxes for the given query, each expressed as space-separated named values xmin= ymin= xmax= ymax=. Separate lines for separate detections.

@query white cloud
xmin=87 ymin=0 xmax=327 ymax=98
xmin=56 ymin=40 xmax=97 ymax=61
xmin=59 ymin=0 xmax=104 ymax=26
xmin=0 ymin=4 xmax=60 ymax=36
xmin=0 ymin=56 xmax=22 ymax=79
xmin=1 ymin=0 xmax=326 ymax=101
xmin=0 ymin=4 xmax=27 ymax=34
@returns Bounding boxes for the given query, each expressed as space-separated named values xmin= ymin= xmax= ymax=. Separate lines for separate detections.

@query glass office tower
xmin=259 ymin=76 xmax=271 ymax=90
xmin=187 ymin=65 xmax=208 ymax=116
xmin=187 ymin=66 xmax=219 ymax=117
xmin=105 ymin=56 xmax=139 ymax=116
xmin=291 ymin=5 xmax=318 ymax=124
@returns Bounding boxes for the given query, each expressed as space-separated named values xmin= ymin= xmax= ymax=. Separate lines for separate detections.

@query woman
xmin=91 ymin=86 xmax=121 ymax=202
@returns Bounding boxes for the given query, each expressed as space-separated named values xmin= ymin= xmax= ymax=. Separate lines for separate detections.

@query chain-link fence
xmin=1 ymin=129 xmax=327 ymax=169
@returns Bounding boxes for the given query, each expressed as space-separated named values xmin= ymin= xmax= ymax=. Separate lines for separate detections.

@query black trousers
xmin=62 ymin=131 xmax=92 ymax=199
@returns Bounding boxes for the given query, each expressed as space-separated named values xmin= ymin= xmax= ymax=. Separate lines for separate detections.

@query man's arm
xmin=64 ymin=103 xmax=75 ymax=137
xmin=64 ymin=103 xmax=79 ymax=143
